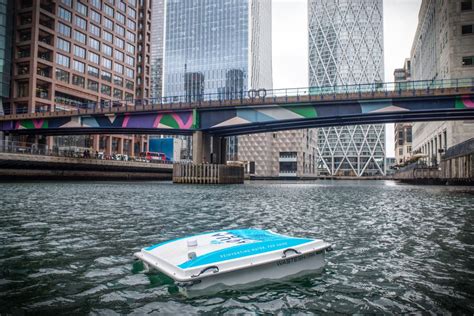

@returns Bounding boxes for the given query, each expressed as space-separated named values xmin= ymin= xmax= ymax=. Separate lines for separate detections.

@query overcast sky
xmin=271 ymin=0 xmax=422 ymax=157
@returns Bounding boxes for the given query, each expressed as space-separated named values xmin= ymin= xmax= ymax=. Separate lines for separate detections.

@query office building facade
xmin=5 ymin=0 xmax=151 ymax=155
xmin=0 ymin=0 xmax=13 ymax=117
xmin=394 ymin=60 xmax=413 ymax=165
xmin=410 ymin=0 xmax=474 ymax=166
xmin=150 ymin=0 xmax=163 ymax=100
xmin=308 ymin=0 xmax=386 ymax=177
xmin=161 ymin=0 xmax=273 ymax=165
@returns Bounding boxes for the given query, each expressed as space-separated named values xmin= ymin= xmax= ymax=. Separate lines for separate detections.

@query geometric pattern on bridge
xmin=1 ymin=95 xmax=473 ymax=134
xmin=200 ymin=95 xmax=473 ymax=129
xmin=1 ymin=111 xmax=194 ymax=132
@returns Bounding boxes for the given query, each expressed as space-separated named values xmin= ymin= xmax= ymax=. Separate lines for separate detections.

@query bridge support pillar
xmin=192 ymin=132 xmax=227 ymax=165
xmin=192 ymin=131 xmax=210 ymax=164
xmin=211 ymin=136 xmax=227 ymax=164
xmin=105 ymin=136 xmax=113 ymax=156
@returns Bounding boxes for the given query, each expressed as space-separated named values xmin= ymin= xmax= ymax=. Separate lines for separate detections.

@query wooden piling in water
xmin=173 ymin=163 xmax=244 ymax=184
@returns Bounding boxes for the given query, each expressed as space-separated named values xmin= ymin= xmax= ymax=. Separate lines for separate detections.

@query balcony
xmin=36 ymin=88 xmax=49 ymax=100
xmin=17 ymin=63 xmax=30 ymax=75
xmin=40 ymin=1 xmax=55 ymax=14
xmin=37 ymin=65 xmax=52 ymax=78
xmin=19 ymin=14 xmax=32 ymax=26
xmin=20 ymin=0 xmax=32 ymax=9
xmin=17 ymin=48 xmax=31 ymax=58
xmin=37 ymin=50 xmax=52 ymax=62
xmin=38 ymin=30 xmax=53 ymax=46
xmin=18 ymin=31 xmax=31 ymax=42
xmin=39 ymin=15 xmax=54 ymax=30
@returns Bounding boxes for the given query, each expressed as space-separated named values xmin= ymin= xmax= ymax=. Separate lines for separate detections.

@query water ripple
xmin=0 ymin=180 xmax=473 ymax=314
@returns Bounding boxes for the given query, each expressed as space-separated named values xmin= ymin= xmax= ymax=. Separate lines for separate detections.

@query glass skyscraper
xmin=162 ymin=0 xmax=272 ymax=160
xmin=0 ymin=0 xmax=12 ymax=116
xmin=150 ymin=0 xmax=164 ymax=100
xmin=163 ymin=0 xmax=250 ymax=99
xmin=308 ymin=0 xmax=386 ymax=177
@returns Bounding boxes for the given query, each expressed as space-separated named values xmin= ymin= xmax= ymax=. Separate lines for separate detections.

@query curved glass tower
xmin=308 ymin=0 xmax=386 ymax=176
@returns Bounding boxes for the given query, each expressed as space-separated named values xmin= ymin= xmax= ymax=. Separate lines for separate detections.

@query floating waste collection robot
xmin=134 ymin=229 xmax=332 ymax=296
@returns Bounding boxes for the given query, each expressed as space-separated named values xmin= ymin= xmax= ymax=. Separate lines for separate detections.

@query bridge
xmin=1 ymin=78 xmax=473 ymax=164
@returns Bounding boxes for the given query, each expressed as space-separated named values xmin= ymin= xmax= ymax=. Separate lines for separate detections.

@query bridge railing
xmin=2 ymin=78 xmax=473 ymax=115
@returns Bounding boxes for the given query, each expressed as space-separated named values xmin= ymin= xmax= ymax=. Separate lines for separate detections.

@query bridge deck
xmin=1 ymin=86 xmax=472 ymax=122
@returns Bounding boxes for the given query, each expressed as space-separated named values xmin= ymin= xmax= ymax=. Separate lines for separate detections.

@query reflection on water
xmin=0 ymin=180 xmax=473 ymax=314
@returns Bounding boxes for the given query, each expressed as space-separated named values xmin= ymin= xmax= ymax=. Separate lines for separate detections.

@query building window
xmin=113 ymin=88 xmax=123 ymax=99
xmin=58 ymin=22 xmax=71 ymax=37
xmin=118 ymin=0 xmax=126 ymax=11
xmin=88 ymin=51 xmax=100 ymax=64
xmin=56 ymin=53 xmax=70 ymax=68
xmin=115 ymin=37 xmax=124 ymax=49
xmin=114 ymin=50 xmax=124 ymax=61
xmin=462 ymin=56 xmax=474 ymax=66
xmin=126 ymin=19 xmax=136 ymax=30
xmin=72 ymin=74 xmax=85 ymax=87
xmin=127 ymin=7 xmax=136 ymax=19
xmin=102 ymin=44 xmax=113 ymax=56
xmin=87 ymin=65 xmax=99 ymax=77
xmin=57 ymin=38 xmax=71 ymax=52
xmin=61 ymin=0 xmax=72 ymax=7
xmin=87 ymin=80 xmax=99 ymax=92
xmin=58 ymin=7 xmax=72 ymax=22
xmin=74 ymin=45 xmax=86 ymax=59
xmin=103 ymin=31 xmax=113 ymax=43
xmin=125 ymin=55 xmax=134 ymax=66
xmin=406 ymin=128 xmax=412 ymax=142
xmin=115 ymin=24 xmax=125 ymax=36
xmin=91 ymin=10 xmax=101 ymax=24
xmin=462 ymin=24 xmax=473 ymax=34
xmin=101 ymin=71 xmax=112 ymax=82
xmin=91 ymin=0 xmax=101 ymax=10
xmin=74 ymin=30 xmax=86 ymax=44
xmin=113 ymin=75 xmax=123 ymax=86
xmin=89 ymin=38 xmax=100 ymax=51
xmin=102 ymin=57 xmax=112 ymax=69
xmin=398 ymin=131 xmax=404 ymax=145
xmin=116 ymin=12 xmax=125 ymax=24
xmin=90 ymin=23 xmax=100 ymax=37
xmin=461 ymin=0 xmax=472 ymax=11
xmin=399 ymin=148 xmax=403 ymax=155
xmin=74 ymin=19 xmax=88 ymax=32
xmin=104 ymin=17 xmax=113 ymax=30
xmin=125 ymin=43 xmax=134 ymax=54
xmin=125 ymin=80 xmax=134 ymax=90
xmin=126 ymin=31 xmax=135 ymax=42
xmin=104 ymin=4 xmax=114 ymax=16
xmin=56 ymin=68 xmax=70 ymax=83
xmin=114 ymin=63 xmax=123 ymax=74
xmin=17 ymin=81 xmax=29 ymax=97
xmin=101 ymin=84 xmax=111 ymax=96
xmin=125 ymin=67 xmax=134 ymax=78
xmin=73 ymin=60 xmax=85 ymax=73
xmin=76 ymin=1 xmax=87 ymax=16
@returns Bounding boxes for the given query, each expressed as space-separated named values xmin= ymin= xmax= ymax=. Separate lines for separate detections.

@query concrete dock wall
xmin=0 ymin=153 xmax=173 ymax=181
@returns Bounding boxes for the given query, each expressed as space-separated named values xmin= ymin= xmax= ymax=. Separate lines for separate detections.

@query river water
xmin=0 ymin=181 xmax=473 ymax=314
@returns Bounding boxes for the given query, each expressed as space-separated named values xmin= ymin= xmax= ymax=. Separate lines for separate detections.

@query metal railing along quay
xmin=2 ymin=77 xmax=473 ymax=120
xmin=0 ymin=140 xmax=173 ymax=165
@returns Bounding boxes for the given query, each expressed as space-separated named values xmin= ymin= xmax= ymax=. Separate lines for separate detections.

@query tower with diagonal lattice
xmin=308 ymin=0 xmax=386 ymax=176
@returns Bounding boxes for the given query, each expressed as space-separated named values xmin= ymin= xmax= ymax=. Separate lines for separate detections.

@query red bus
xmin=140 ymin=151 xmax=166 ymax=162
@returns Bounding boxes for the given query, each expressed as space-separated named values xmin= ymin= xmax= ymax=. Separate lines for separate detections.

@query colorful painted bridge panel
xmin=1 ymin=95 xmax=473 ymax=135
xmin=1 ymin=111 xmax=195 ymax=133
xmin=199 ymin=95 xmax=474 ymax=130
